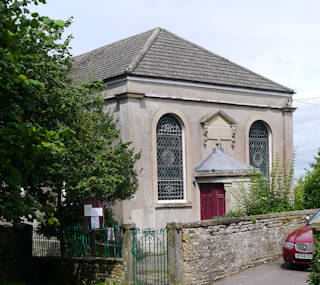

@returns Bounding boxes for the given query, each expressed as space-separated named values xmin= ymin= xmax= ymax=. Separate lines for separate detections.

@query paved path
xmin=211 ymin=257 xmax=309 ymax=285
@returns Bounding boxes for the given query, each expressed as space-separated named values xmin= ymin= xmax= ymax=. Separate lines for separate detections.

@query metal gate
xmin=132 ymin=228 xmax=169 ymax=285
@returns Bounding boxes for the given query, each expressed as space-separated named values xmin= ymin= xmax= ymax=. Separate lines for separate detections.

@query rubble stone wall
xmin=180 ymin=209 xmax=316 ymax=285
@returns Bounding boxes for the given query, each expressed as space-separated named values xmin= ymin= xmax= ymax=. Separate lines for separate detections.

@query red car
xmin=283 ymin=210 xmax=320 ymax=265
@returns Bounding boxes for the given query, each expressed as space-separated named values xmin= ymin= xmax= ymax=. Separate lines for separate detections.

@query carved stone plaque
xmin=201 ymin=110 xmax=237 ymax=148
xmin=207 ymin=116 xmax=233 ymax=140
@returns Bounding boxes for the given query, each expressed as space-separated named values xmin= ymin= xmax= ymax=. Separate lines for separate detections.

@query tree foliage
xmin=308 ymin=226 xmax=320 ymax=285
xmin=293 ymin=176 xmax=305 ymax=210
xmin=49 ymin=94 xmax=140 ymax=226
xmin=0 ymin=0 xmax=139 ymax=226
xmin=302 ymin=149 xmax=320 ymax=209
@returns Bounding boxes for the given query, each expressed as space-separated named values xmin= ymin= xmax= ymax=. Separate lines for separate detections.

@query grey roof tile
xmin=71 ymin=27 xmax=294 ymax=93
xmin=70 ymin=29 xmax=155 ymax=83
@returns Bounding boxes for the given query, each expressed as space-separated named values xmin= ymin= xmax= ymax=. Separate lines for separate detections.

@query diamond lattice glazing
xmin=157 ymin=115 xmax=184 ymax=200
xmin=249 ymin=121 xmax=269 ymax=178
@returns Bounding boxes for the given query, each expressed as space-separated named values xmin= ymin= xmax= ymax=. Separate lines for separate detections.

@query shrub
xmin=294 ymin=176 xmax=305 ymax=210
xmin=234 ymin=155 xmax=295 ymax=216
xmin=303 ymin=167 xmax=320 ymax=209
xmin=308 ymin=227 xmax=320 ymax=284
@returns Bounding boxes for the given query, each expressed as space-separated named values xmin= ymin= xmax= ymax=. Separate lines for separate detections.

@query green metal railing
xmin=132 ymin=228 xmax=169 ymax=285
xmin=33 ymin=223 xmax=122 ymax=258
xmin=61 ymin=223 xmax=122 ymax=258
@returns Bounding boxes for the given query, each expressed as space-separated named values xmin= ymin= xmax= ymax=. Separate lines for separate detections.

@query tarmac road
xmin=211 ymin=257 xmax=309 ymax=285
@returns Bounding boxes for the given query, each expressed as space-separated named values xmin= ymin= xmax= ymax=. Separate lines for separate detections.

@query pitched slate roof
xmin=71 ymin=27 xmax=294 ymax=94
xmin=194 ymin=148 xmax=253 ymax=173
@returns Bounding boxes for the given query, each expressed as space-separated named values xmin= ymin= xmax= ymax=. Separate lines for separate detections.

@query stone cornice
xmin=115 ymin=92 xmax=145 ymax=100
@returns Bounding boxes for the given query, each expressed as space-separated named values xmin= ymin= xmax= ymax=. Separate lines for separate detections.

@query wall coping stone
xmin=177 ymin=209 xmax=318 ymax=229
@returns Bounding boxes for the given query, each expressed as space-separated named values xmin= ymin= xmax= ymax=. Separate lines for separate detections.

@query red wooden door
xmin=200 ymin=183 xmax=225 ymax=220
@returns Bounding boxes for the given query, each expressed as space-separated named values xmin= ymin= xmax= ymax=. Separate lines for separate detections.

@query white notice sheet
xmin=91 ymin=207 xmax=103 ymax=217
xmin=91 ymin=216 xmax=100 ymax=229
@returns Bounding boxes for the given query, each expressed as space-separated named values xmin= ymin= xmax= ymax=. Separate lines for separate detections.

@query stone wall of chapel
xmin=105 ymin=80 xmax=294 ymax=228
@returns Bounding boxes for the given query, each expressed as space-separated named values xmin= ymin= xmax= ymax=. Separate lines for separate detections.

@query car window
xmin=308 ymin=211 xmax=320 ymax=225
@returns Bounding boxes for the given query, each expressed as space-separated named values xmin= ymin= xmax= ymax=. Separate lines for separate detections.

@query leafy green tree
xmin=303 ymin=149 xmax=320 ymax=209
xmin=0 ymin=0 xmax=67 ymax=225
xmin=47 ymin=93 xmax=140 ymax=226
xmin=0 ymin=0 xmax=139 ymax=226
xmin=310 ymin=149 xmax=320 ymax=169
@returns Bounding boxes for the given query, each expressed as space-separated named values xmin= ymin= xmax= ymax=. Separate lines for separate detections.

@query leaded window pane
xmin=157 ymin=115 xmax=184 ymax=200
xmin=249 ymin=121 xmax=269 ymax=178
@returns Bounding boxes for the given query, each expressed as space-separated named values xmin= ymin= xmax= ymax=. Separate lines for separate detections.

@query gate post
xmin=122 ymin=223 xmax=135 ymax=285
xmin=167 ymin=222 xmax=183 ymax=285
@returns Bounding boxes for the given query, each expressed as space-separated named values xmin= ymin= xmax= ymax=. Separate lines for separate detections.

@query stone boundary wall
xmin=1 ymin=211 xmax=318 ymax=285
xmin=0 ymin=256 xmax=124 ymax=285
xmin=169 ymin=209 xmax=317 ymax=285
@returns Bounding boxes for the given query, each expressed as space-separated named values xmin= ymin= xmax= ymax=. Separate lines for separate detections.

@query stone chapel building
xmin=72 ymin=27 xmax=295 ymax=228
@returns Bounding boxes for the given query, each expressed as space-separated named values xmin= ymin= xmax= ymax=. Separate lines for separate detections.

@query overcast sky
xmin=31 ymin=0 xmax=320 ymax=180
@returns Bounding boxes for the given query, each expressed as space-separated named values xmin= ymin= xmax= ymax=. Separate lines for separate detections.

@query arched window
xmin=249 ymin=120 xmax=271 ymax=178
xmin=156 ymin=114 xmax=185 ymax=201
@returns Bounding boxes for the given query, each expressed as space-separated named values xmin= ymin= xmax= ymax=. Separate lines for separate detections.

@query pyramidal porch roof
xmin=71 ymin=27 xmax=294 ymax=94
xmin=195 ymin=148 xmax=253 ymax=174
